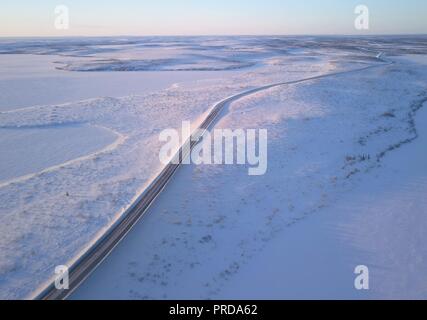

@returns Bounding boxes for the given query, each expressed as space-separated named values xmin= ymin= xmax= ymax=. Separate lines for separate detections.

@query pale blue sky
xmin=1 ymin=0 xmax=426 ymax=36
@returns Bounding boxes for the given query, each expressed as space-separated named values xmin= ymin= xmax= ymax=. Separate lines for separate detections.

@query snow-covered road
xmin=72 ymin=54 xmax=427 ymax=299
xmin=1 ymin=37 xmax=342 ymax=299
xmin=1 ymin=36 xmax=426 ymax=300
xmin=38 ymin=57 xmax=390 ymax=299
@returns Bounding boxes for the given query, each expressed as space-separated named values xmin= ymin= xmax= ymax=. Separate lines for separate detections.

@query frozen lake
xmin=0 ymin=124 xmax=118 ymax=183
xmin=0 ymin=52 xmax=243 ymax=184
xmin=0 ymin=54 xmax=240 ymax=111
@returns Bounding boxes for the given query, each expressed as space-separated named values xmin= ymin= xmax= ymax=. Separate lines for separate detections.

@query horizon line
xmin=1 ymin=32 xmax=427 ymax=39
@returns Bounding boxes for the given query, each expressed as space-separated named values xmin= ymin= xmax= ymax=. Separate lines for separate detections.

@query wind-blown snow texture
xmin=0 ymin=36 xmax=427 ymax=299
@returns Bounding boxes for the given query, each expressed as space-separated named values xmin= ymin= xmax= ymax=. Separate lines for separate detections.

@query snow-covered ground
xmin=0 ymin=53 xmax=241 ymax=111
xmin=218 ymin=99 xmax=427 ymax=300
xmin=73 ymin=44 xmax=427 ymax=299
xmin=0 ymin=124 xmax=118 ymax=182
xmin=0 ymin=36 xmax=426 ymax=299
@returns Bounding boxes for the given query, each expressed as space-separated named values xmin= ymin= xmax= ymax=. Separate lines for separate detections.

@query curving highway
xmin=34 ymin=57 xmax=390 ymax=300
